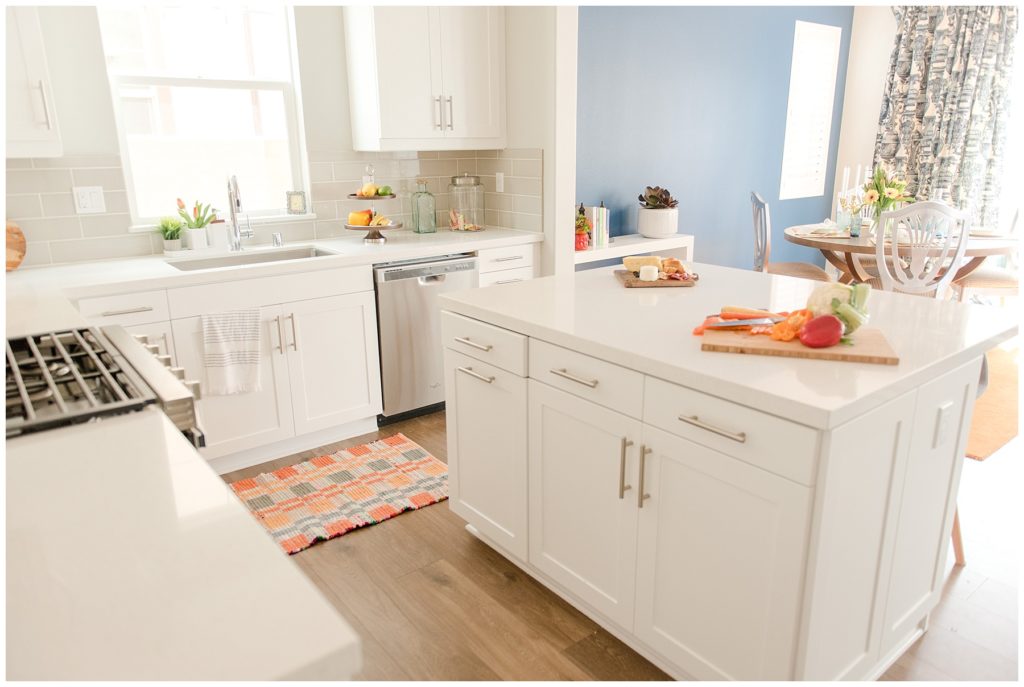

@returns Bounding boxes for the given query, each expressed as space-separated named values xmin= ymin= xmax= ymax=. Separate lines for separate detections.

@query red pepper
xmin=798 ymin=315 xmax=844 ymax=348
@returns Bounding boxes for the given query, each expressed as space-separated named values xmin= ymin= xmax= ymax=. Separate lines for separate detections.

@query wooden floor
xmin=222 ymin=413 xmax=1019 ymax=681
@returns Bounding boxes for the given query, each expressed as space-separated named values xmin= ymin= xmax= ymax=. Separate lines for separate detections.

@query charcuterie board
xmin=614 ymin=270 xmax=696 ymax=288
xmin=702 ymin=327 xmax=899 ymax=365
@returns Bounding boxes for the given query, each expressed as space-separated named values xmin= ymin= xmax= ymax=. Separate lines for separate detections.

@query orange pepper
xmin=770 ymin=309 xmax=812 ymax=341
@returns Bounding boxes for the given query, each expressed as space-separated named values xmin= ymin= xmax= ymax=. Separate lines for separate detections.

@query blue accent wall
xmin=576 ymin=6 xmax=854 ymax=268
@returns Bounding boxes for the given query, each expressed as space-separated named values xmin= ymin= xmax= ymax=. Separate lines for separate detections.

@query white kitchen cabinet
xmin=285 ymin=292 xmax=382 ymax=436
xmin=444 ymin=348 xmax=527 ymax=559
xmin=5 ymin=7 xmax=62 ymax=158
xmin=343 ymin=6 xmax=506 ymax=151
xmin=528 ymin=380 xmax=642 ymax=629
xmin=172 ymin=307 xmax=295 ymax=458
xmin=634 ymin=426 xmax=812 ymax=680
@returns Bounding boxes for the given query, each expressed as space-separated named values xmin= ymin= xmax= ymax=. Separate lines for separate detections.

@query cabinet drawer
xmin=529 ymin=339 xmax=643 ymax=419
xmin=77 ymin=290 xmax=170 ymax=326
xmin=478 ymin=265 xmax=535 ymax=287
xmin=643 ymin=377 xmax=818 ymax=485
xmin=442 ymin=311 xmax=527 ymax=376
xmin=477 ymin=244 xmax=535 ymax=274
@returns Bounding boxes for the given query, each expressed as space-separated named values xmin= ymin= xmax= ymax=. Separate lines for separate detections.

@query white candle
xmin=854 ymin=165 xmax=861 ymax=191
xmin=841 ymin=166 xmax=850 ymax=194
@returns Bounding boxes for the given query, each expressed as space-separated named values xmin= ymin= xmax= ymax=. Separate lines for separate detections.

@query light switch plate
xmin=74 ymin=186 xmax=106 ymax=214
xmin=495 ymin=172 xmax=504 ymax=193
xmin=934 ymin=401 xmax=955 ymax=449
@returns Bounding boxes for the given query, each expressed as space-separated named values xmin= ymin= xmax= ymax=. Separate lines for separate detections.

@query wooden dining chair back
xmin=751 ymin=192 xmax=771 ymax=272
xmin=874 ymin=201 xmax=971 ymax=299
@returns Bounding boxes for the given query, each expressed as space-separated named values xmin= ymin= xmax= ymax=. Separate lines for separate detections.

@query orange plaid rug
xmin=229 ymin=434 xmax=448 ymax=554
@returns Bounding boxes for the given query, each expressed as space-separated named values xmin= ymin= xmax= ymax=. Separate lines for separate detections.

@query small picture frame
xmin=286 ymin=191 xmax=307 ymax=215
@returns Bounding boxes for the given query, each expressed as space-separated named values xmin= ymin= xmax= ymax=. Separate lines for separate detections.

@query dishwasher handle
xmin=419 ymin=274 xmax=446 ymax=285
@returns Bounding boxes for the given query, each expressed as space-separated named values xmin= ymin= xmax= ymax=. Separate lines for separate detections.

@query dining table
xmin=784 ymin=224 xmax=1017 ymax=284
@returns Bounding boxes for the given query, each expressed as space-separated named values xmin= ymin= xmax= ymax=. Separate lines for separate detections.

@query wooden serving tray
xmin=614 ymin=270 xmax=696 ymax=288
xmin=702 ymin=327 xmax=899 ymax=365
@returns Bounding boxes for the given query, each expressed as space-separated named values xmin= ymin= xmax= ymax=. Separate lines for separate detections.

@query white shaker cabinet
xmin=5 ymin=7 xmax=62 ymax=158
xmin=343 ymin=6 xmax=506 ymax=151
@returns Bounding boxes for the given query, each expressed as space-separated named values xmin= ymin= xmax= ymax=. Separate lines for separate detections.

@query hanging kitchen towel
xmin=201 ymin=309 xmax=261 ymax=395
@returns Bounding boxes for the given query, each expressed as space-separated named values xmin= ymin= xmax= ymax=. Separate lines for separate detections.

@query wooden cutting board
xmin=615 ymin=269 xmax=696 ymax=288
xmin=7 ymin=220 xmax=26 ymax=271
xmin=702 ymin=327 xmax=899 ymax=365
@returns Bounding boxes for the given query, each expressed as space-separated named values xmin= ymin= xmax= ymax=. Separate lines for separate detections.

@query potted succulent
xmin=575 ymin=203 xmax=592 ymax=251
xmin=158 ymin=217 xmax=183 ymax=252
xmin=637 ymin=186 xmax=679 ymax=238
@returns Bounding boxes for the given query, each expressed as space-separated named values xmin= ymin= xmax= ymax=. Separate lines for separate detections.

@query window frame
xmin=100 ymin=6 xmax=311 ymax=231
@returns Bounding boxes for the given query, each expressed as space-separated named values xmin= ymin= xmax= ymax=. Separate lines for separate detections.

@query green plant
xmin=638 ymin=186 xmax=679 ymax=209
xmin=862 ymin=167 xmax=913 ymax=218
xmin=176 ymin=198 xmax=218 ymax=228
xmin=157 ymin=217 xmax=183 ymax=241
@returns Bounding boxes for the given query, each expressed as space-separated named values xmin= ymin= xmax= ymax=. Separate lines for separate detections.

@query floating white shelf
xmin=574 ymin=233 xmax=695 ymax=265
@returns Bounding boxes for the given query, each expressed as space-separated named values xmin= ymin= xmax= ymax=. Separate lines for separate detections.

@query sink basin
xmin=167 ymin=246 xmax=337 ymax=271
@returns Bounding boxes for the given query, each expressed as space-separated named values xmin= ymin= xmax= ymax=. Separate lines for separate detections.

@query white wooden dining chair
xmin=873 ymin=200 xmax=971 ymax=299
xmin=952 ymin=209 xmax=1019 ymax=303
xmin=750 ymin=192 xmax=830 ymax=281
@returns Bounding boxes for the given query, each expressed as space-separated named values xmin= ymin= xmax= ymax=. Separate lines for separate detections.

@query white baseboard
xmin=208 ymin=416 xmax=379 ymax=475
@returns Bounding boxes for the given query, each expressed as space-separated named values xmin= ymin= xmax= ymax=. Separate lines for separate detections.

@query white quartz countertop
xmin=439 ymin=264 xmax=1017 ymax=429
xmin=6 ymin=409 xmax=361 ymax=680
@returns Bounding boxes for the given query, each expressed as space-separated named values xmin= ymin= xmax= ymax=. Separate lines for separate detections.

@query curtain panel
xmin=874 ymin=6 xmax=1018 ymax=230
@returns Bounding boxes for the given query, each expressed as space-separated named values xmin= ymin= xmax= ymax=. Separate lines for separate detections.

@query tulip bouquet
xmin=176 ymin=198 xmax=218 ymax=228
xmin=862 ymin=167 xmax=913 ymax=219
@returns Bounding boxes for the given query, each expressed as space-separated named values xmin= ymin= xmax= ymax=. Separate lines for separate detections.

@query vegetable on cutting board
xmin=806 ymin=282 xmax=871 ymax=333
xmin=799 ymin=315 xmax=844 ymax=348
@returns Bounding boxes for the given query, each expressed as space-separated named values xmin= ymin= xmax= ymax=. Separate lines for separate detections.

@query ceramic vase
xmin=163 ymin=238 xmax=182 ymax=252
xmin=637 ymin=207 xmax=678 ymax=238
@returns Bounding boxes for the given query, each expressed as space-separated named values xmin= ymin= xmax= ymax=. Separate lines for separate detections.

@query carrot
xmin=692 ymin=316 xmax=722 ymax=335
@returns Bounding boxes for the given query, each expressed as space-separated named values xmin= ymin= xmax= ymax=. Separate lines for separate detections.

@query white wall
xmin=832 ymin=6 xmax=897 ymax=205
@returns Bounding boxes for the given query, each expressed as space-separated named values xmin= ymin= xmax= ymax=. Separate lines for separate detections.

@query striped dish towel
xmin=202 ymin=309 xmax=261 ymax=395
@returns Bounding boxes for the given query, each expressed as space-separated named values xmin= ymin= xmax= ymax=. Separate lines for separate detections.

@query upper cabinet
xmin=6 ymin=7 xmax=62 ymax=158
xmin=343 ymin=6 xmax=506 ymax=151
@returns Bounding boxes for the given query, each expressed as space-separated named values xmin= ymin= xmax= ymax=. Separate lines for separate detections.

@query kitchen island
xmin=438 ymin=264 xmax=1016 ymax=681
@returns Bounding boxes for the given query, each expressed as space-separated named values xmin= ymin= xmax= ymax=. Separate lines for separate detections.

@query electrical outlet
xmin=933 ymin=401 xmax=955 ymax=448
xmin=495 ymin=172 xmax=504 ymax=193
xmin=74 ymin=186 xmax=106 ymax=214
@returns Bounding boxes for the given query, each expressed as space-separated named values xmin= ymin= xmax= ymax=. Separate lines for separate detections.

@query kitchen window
xmin=97 ymin=5 xmax=308 ymax=227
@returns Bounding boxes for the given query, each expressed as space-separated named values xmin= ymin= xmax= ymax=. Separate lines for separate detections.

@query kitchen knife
xmin=705 ymin=318 xmax=778 ymax=328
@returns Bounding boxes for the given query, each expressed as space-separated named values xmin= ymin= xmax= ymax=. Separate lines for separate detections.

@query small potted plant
xmin=637 ymin=186 xmax=679 ymax=238
xmin=158 ymin=217 xmax=183 ymax=252
xmin=575 ymin=203 xmax=592 ymax=251
xmin=176 ymin=198 xmax=218 ymax=249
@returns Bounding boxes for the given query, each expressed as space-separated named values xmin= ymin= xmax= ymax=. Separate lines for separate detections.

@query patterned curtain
xmin=874 ymin=6 xmax=1018 ymax=230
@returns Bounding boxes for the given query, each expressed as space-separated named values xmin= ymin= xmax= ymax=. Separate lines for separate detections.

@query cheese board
xmin=614 ymin=270 xmax=697 ymax=288
xmin=701 ymin=327 xmax=899 ymax=365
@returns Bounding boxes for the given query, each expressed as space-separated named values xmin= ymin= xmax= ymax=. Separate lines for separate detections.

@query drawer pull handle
xmin=550 ymin=368 xmax=598 ymax=388
xmin=678 ymin=415 xmax=747 ymax=443
xmin=495 ymin=278 xmax=523 ymax=285
xmin=287 ymin=313 xmax=299 ymax=351
xmin=457 ymin=366 xmax=494 ymax=384
xmin=454 ymin=336 xmax=492 ymax=352
xmin=637 ymin=445 xmax=651 ymax=508
xmin=493 ymin=255 xmax=523 ymax=263
xmin=619 ymin=438 xmax=633 ymax=499
xmin=99 ymin=305 xmax=154 ymax=317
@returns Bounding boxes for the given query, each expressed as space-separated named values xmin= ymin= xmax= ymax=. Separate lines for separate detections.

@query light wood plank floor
xmin=222 ymin=413 xmax=1019 ymax=681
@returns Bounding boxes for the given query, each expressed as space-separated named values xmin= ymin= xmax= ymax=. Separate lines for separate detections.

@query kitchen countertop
xmin=6 ymin=409 xmax=361 ymax=680
xmin=439 ymin=264 xmax=1017 ymax=429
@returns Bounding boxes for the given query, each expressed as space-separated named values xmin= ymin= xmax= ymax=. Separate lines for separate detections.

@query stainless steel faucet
xmin=226 ymin=175 xmax=254 ymax=251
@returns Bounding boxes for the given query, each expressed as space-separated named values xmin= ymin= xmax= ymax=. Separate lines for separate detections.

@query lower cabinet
xmin=444 ymin=348 xmax=527 ymax=559
xmin=527 ymin=380 xmax=642 ymax=630
xmin=634 ymin=425 xmax=812 ymax=680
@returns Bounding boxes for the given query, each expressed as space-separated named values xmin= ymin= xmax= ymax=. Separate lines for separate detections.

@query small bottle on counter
xmin=411 ymin=179 xmax=437 ymax=234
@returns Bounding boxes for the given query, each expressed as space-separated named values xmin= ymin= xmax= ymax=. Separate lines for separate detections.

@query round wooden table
xmin=784 ymin=225 xmax=1017 ymax=284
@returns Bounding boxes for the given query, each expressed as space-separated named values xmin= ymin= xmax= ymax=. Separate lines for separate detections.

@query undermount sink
xmin=166 ymin=246 xmax=337 ymax=271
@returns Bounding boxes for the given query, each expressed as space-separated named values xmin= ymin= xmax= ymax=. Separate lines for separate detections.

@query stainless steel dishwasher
xmin=374 ymin=254 xmax=479 ymax=421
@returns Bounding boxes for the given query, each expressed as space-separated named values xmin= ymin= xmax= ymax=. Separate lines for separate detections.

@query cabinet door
xmin=283 ymin=292 xmax=382 ymax=436
xmin=171 ymin=306 xmax=294 ymax=459
xmin=634 ymin=426 xmax=812 ymax=680
xmin=528 ymin=380 xmax=642 ymax=629
xmin=445 ymin=349 xmax=527 ymax=560
xmin=437 ymin=6 xmax=505 ymax=139
xmin=371 ymin=6 xmax=444 ymax=141
xmin=123 ymin=321 xmax=177 ymax=367
xmin=5 ymin=7 xmax=61 ymax=158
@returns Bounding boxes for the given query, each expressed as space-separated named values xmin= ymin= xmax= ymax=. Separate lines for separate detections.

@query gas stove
xmin=6 ymin=326 xmax=203 ymax=447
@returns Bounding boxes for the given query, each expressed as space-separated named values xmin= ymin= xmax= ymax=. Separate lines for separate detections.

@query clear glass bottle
xmin=411 ymin=179 xmax=436 ymax=234
xmin=447 ymin=173 xmax=484 ymax=231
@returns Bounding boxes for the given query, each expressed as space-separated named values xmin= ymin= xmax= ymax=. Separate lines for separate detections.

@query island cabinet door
xmin=528 ymin=380 xmax=643 ymax=630
xmin=633 ymin=425 xmax=812 ymax=680
xmin=444 ymin=349 xmax=528 ymax=560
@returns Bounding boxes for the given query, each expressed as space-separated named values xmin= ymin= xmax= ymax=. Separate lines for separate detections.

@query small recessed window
xmin=97 ymin=5 xmax=307 ymax=226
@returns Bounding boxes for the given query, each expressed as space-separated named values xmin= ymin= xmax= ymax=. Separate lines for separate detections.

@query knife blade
xmin=705 ymin=318 xmax=778 ymax=328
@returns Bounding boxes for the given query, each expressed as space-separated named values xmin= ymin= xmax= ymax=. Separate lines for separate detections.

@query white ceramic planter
xmin=162 ymin=238 xmax=182 ymax=252
xmin=637 ymin=207 xmax=678 ymax=238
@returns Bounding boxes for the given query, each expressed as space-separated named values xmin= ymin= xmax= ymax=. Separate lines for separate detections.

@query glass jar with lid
xmin=447 ymin=173 xmax=484 ymax=231
xmin=411 ymin=179 xmax=436 ymax=233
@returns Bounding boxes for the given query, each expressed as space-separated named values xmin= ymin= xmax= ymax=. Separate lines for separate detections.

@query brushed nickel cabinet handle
xmin=678 ymin=415 xmax=747 ymax=443
xmin=550 ymin=368 xmax=598 ymax=388
xmin=454 ymin=336 xmax=492 ymax=352
xmin=99 ymin=306 xmax=154 ymax=317
xmin=457 ymin=366 xmax=494 ymax=384
xmin=446 ymin=96 xmax=454 ymax=130
xmin=37 ymin=81 xmax=52 ymax=130
xmin=287 ymin=313 xmax=298 ymax=351
xmin=495 ymin=279 xmax=522 ymax=285
xmin=619 ymin=438 xmax=634 ymax=499
xmin=274 ymin=315 xmax=285 ymax=354
xmin=434 ymin=95 xmax=443 ymax=130
xmin=637 ymin=445 xmax=652 ymax=508
xmin=493 ymin=255 xmax=523 ymax=263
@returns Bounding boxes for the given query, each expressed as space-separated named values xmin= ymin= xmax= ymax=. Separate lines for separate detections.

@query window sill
xmin=130 ymin=213 xmax=319 ymax=233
